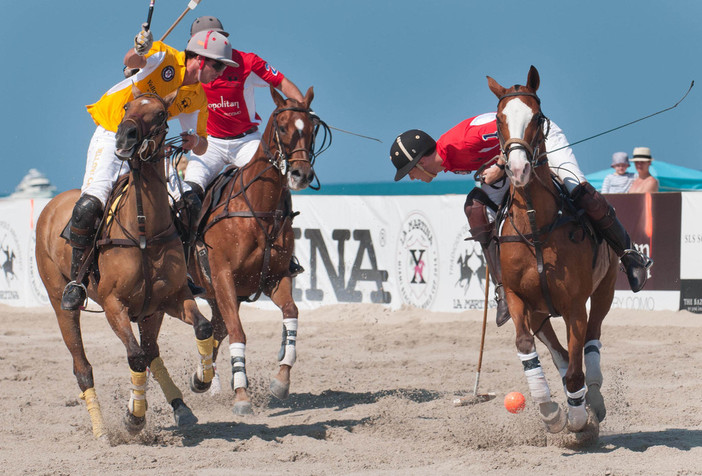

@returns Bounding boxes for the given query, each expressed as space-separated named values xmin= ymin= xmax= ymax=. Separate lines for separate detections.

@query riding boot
xmin=483 ymin=240 xmax=511 ymax=327
xmin=281 ymin=188 xmax=304 ymax=278
xmin=181 ymin=184 xmax=206 ymax=296
xmin=464 ymin=188 xmax=511 ymax=326
xmin=572 ymin=182 xmax=653 ymax=292
xmin=289 ymin=256 xmax=305 ymax=277
xmin=61 ymin=195 xmax=102 ymax=311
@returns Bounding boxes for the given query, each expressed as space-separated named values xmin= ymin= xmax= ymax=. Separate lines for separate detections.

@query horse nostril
xmin=291 ymin=169 xmax=301 ymax=178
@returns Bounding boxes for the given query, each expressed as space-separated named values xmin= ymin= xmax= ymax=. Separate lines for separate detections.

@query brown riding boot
xmin=464 ymin=188 xmax=511 ymax=326
xmin=572 ymin=182 xmax=653 ymax=292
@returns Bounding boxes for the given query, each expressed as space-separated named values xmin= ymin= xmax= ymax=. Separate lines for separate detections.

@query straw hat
xmin=611 ymin=151 xmax=629 ymax=167
xmin=631 ymin=147 xmax=653 ymax=162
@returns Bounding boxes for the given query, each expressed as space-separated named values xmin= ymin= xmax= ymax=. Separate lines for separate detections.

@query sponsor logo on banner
xmin=448 ymin=224 xmax=493 ymax=310
xmin=395 ymin=212 xmax=438 ymax=309
xmin=0 ymin=220 xmax=22 ymax=301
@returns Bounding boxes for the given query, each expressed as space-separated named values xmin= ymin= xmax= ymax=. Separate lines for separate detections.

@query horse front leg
xmin=563 ymin=302 xmax=589 ymax=432
xmin=510 ymin=296 xmax=566 ymax=433
xmin=51 ymin=297 xmax=106 ymax=440
xmin=211 ymin=272 xmax=252 ymax=415
xmin=138 ymin=312 xmax=198 ymax=429
xmin=268 ymin=276 xmax=298 ymax=400
xmin=102 ymin=298 xmax=150 ymax=435
xmin=172 ymin=292 xmax=215 ymax=396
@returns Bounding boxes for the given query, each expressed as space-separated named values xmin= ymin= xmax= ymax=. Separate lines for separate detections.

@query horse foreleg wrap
xmin=584 ymin=339 xmax=603 ymax=387
xmin=229 ymin=343 xmax=248 ymax=390
xmin=566 ymin=385 xmax=588 ymax=430
xmin=519 ymin=351 xmax=552 ymax=404
xmin=128 ymin=369 xmax=148 ymax=418
xmin=149 ymin=357 xmax=183 ymax=404
xmin=79 ymin=387 xmax=106 ymax=439
xmin=196 ymin=336 xmax=215 ymax=383
xmin=278 ymin=318 xmax=298 ymax=367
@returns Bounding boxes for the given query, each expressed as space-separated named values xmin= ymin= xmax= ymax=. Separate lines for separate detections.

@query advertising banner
xmin=680 ymin=192 xmax=702 ymax=313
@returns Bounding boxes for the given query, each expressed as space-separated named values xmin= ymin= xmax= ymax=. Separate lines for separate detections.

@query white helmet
xmin=186 ymin=30 xmax=238 ymax=67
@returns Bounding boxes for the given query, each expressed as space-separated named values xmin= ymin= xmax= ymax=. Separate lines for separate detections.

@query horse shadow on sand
xmin=564 ymin=429 xmax=702 ymax=454
xmin=174 ymin=388 xmax=444 ymax=447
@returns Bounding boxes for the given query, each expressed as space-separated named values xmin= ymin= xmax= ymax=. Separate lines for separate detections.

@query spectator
xmin=629 ymin=147 xmax=659 ymax=193
xmin=602 ymin=152 xmax=634 ymax=193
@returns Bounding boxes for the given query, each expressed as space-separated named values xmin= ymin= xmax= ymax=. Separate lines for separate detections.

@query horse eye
xmin=124 ymin=105 xmax=129 ymax=111
xmin=279 ymin=126 xmax=287 ymax=134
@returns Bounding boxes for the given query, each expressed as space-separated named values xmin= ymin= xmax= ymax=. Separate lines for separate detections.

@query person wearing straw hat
xmin=629 ymin=147 xmax=659 ymax=193
xmin=60 ymin=27 xmax=236 ymax=311
xmin=602 ymin=152 xmax=635 ymax=193
xmin=390 ymin=115 xmax=653 ymax=325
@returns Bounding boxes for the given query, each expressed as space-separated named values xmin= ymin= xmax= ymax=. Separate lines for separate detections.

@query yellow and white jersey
xmin=86 ymin=41 xmax=208 ymax=136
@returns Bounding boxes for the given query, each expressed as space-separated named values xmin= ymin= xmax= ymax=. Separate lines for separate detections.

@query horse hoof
xmin=123 ymin=411 xmax=146 ymax=435
xmin=171 ymin=398 xmax=198 ymax=428
xmin=585 ymin=384 xmax=606 ymax=422
xmin=566 ymin=404 xmax=589 ymax=433
xmin=190 ymin=371 xmax=212 ymax=394
xmin=270 ymin=378 xmax=290 ymax=400
xmin=232 ymin=401 xmax=254 ymax=415
xmin=539 ymin=401 xmax=567 ymax=434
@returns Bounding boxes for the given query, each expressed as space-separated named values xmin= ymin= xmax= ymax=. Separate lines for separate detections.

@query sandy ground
xmin=1 ymin=302 xmax=701 ymax=475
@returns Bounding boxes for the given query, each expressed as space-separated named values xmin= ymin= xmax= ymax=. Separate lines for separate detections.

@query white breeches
xmin=171 ymin=132 xmax=262 ymax=201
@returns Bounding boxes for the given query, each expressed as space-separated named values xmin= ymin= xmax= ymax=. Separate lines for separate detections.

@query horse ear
xmin=303 ymin=86 xmax=314 ymax=108
xmin=162 ymin=88 xmax=179 ymax=109
xmin=527 ymin=66 xmax=540 ymax=92
xmin=131 ymin=82 xmax=144 ymax=98
xmin=487 ymin=76 xmax=506 ymax=99
xmin=271 ymin=86 xmax=286 ymax=108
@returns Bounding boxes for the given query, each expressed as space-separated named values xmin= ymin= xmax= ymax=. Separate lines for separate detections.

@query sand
xmin=1 ymin=303 xmax=701 ymax=475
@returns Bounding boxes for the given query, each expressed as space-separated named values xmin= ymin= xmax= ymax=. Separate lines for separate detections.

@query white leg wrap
xmin=566 ymin=385 xmax=588 ymax=431
xmin=584 ymin=339 xmax=603 ymax=387
xmin=229 ymin=343 xmax=248 ymax=390
xmin=519 ymin=351 xmax=552 ymax=404
xmin=278 ymin=318 xmax=297 ymax=367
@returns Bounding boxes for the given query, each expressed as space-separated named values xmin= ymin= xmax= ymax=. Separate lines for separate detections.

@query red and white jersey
xmin=436 ymin=113 xmax=500 ymax=174
xmin=202 ymin=50 xmax=285 ymax=137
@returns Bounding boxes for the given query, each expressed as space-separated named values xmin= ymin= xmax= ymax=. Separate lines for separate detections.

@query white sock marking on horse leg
xmin=279 ymin=318 xmax=297 ymax=367
xmin=584 ymin=339 xmax=603 ymax=387
xmin=229 ymin=343 xmax=247 ymax=390
xmin=518 ymin=351 xmax=552 ymax=403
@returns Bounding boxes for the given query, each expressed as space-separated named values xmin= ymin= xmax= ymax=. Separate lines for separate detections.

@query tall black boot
xmin=282 ymin=188 xmax=304 ymax=277
xmin=181 ymin=184 xmax=206 ymax=296
xmin=464 ymin=188 xmax=511 ymax=326
xmin=572 ymin=182 xmax=653 ymax=292
xmin=61 ymin=195 xmax=102 ymax=311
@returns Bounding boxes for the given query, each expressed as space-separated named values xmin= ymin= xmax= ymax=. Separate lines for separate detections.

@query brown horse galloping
xmin=487 ymin=67 xmax=618 ymax=434
xmin=35 ymin=87 xmax=215 ymax=438
xmin=190 ymin=87 xmax=324 ymax=415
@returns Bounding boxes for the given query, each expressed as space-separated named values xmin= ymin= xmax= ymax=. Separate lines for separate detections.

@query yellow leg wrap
xmin=79 ymin=387 xmax=106 ymax=439
xmin=196 ymin=336 xmax=215 ymax=383
xmin=129 ymin=369 xmax=148 ymax=418
xmin=149 ymin=357 xmax=183 ymax=404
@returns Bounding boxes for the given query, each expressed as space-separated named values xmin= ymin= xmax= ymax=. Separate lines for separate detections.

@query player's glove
xmin=134 ymin=23 xmax=153 ymax=56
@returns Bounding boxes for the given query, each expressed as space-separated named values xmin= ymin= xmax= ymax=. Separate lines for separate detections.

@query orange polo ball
xmin=504 ymin=392 xmax=526 ymax=414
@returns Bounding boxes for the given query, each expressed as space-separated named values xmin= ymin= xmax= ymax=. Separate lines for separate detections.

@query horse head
xmin=267 ymin=86 xmax=318 ymax=191
xmin=487 ymin=65 xmax=547 ymax=188
xmin=115 ymin=84 xmax=176 ymax=161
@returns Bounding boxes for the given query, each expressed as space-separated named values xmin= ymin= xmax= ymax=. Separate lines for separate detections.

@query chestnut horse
xmin=487 ymin=66 xmax=617 ymax=433
xmin=190 ymin=87 xmax=325 ymax=415
xmin=35 ymin=87 xmax=215 ymax=438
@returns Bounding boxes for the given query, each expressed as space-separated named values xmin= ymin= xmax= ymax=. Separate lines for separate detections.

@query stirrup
xmin=60 ymin=281 xmax=87 ymax=311
xmin=289 ymin=256 xmax=305 ymax=278
xmin=187 ymin=274 xmax=206 ymax=297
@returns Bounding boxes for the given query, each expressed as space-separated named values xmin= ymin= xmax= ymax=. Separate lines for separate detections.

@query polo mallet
xmin=160 ymin=0 xmax=202 ymax=41
xmin=145 ymin=0 xmax=155 ymax=31
xmin=453 ymin=263 xmax=496 ymax=406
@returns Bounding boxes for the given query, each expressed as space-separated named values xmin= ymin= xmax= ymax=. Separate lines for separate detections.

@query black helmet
xmin=190 ymin=16 xmax=229 ymax=37
xmin=390 ymin=129 xmax=436 ymax=181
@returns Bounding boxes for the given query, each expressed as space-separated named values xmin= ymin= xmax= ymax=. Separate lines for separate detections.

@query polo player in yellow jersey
xmin=61 ymin=26 xmax=238 ymax=311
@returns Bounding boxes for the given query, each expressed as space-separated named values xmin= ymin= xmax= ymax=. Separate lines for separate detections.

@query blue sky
xmin=1 ymin=0 xmax=700 ymax=195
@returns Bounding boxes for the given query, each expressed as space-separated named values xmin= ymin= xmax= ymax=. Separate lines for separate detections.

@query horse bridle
xmin=118 ymin=93 xmax=170 ymax=163
xmin=496 ymin=91 xmax=550 ymax=170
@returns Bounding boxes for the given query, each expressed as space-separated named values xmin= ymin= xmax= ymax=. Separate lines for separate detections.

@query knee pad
xmin=572 ymin=182 xmax=613 ymax=226
xmin=70 ymin=195 xmax=103 ymax=247
xmin=464 ymin=188 xmax=497 ymax=245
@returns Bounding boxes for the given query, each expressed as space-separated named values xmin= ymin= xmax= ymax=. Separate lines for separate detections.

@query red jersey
xmin=436 ymin=113 xmax=500 ymax=174
xmin=202 ymin=50 xmax=285 ymax=137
